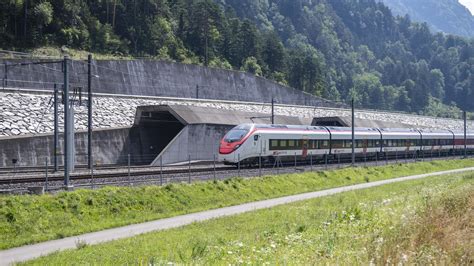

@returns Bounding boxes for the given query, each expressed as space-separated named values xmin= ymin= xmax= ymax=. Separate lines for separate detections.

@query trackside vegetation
xmin=1 ymin=159 xmax=474 ymax=250
xmin=22 ymin=172 xmax=473 ymax=265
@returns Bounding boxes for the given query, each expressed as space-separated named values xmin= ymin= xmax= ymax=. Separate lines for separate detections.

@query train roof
xmin=245 ymin=124 xmax=474 ymax=137
xmin=253 ymin=124 xmax=328 ymax=131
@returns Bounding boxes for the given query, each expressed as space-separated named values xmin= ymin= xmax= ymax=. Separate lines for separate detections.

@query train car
xmin=379 ymin=128 xmax=422 ymax=157
xmin=325 ymin=127 xmax=381 ymax=159
xmin=218 ymin=124 xmax=330 ymax=165
xmin=218 ymin=123 xmax=474 ymax=164
xmin=453 ymin=131 xmax=474 ymax=154
xmin=418 ymin=129 xmax=454 ymax=155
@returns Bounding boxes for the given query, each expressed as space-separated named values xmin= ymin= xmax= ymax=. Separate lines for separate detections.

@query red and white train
xmin=218 ymin=124 xmax=474 ymax=164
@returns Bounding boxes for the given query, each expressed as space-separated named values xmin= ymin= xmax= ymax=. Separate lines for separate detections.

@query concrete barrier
xmin=0 ymin=59 xmax=338 ymax=107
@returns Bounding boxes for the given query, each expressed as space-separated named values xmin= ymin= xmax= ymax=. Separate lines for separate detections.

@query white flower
xmin=227 ymin=251 xmax=233 ymax=255
xmin=401 ymin=253 xmax=408 ymax=262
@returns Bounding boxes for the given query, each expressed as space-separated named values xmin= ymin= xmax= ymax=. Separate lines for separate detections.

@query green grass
xmin=22 ymin=171 xmax=474 ymax=265
xmin=1 ymin=159 xmax=474 ymax=250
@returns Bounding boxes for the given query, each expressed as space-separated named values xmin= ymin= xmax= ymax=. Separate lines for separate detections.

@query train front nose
xmin=219 ymin=142 xmax=234 ymax=155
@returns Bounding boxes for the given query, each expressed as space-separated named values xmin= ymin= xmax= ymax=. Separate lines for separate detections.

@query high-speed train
xmin=218 ymin=124 xmax=474 ymax=165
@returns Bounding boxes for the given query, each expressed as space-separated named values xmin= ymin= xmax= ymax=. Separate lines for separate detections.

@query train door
xmin=302 ymin=137 xmax=309 ymax=158
xmin=253 ymin=134 xmax=263 ymax=155
xmin=363 ymin=139 xmax=368 ymax=154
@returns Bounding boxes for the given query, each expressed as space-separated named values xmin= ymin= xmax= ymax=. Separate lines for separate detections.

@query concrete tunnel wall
xmin=0 ymin=59 xmax=339 ymax=107
xmin=153 ymin=124 xmax=233 ymax=166
xmin=0 ymin=126 xmax=176 ymax=168
xmin=0 ymin=128 xmax=135 ymax=168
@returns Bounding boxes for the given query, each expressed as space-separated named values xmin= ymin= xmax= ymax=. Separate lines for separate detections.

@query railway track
xmin=0 ymin=165 xmax=236 ymax=185
xmin=0 ymin=154 xmax=470 ymax=190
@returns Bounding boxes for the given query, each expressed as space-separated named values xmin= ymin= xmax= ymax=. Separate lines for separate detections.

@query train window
xmin=288 ymin=140 xmax=295 ymax=148
xmin=280 ymin=140 xmax=287 ymax=148
xmin=310 ymin=140 xmax=318 ymax=149
xmin=320 ymin=140 xmax=329 ymax=149
xmin=332 ymin=140 xmax=343 ymax=148
xmin=369 ymin=140 xmax=375 ymax=148
xmin=344 ymin=140 xmax=352 ymax=148
xmin=224 ymin=124 xmax=251 ymax=143
xmin=296 ymin=140 xmax=303 ymax=149
xmin=270 ymin=140 xmax=278 ymax=150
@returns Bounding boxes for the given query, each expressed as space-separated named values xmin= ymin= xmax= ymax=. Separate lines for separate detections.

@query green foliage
xmin=240 ymin=56 xmax=262 ymax=76
xmin=422 ymin=96 xmax=462 ymax=119
xmin=209 ymin=57 xmax=232 ymax=70
xmin=0 ymin=0 xmax=473 ymax=114
xmin=1 ymin=159 xmax=474 ymax=250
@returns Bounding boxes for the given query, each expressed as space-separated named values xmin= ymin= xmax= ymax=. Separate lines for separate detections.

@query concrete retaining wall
xmin=154 ymin=124 xmax=232 ymax=165
xmin=0 ymin=128 xmax=135 ymax=168
xmin=0 ymin=59 xmax=336 ymax=107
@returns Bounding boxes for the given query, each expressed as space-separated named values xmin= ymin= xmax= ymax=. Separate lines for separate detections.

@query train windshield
xmin=224 ymin=124 xmax=252 ymax=143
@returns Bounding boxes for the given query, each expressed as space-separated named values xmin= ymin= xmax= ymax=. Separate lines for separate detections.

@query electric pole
xmin=271 ymin=98 xmax=275 ymax=124
xmin=464 ymin=111 xmax=467 ymax=158
xmin=351 ymin=98 xmax=355 ymax=166
xmin=53 ymin=84 xmax=58 ymax=172
xmin=87 ymin=54 xmax=93 ymax=169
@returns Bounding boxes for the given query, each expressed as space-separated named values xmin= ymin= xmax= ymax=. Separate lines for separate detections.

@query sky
xmin=459 ymin=0 xmax=474 ymax=15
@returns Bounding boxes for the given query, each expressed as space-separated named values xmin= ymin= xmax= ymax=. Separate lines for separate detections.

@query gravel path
xmin=1 ymin=167 xmax=474 ymax=265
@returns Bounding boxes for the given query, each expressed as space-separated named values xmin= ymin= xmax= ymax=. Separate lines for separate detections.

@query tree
xmin=241 ymin=56 xmax=262 ymax=76
xmin=261 ymin=32 xmax=286 ymax=74
xmin=33 ymin=1 xmax=53 ymax=42
xmin=428 ymin=69 xmax=445 ymax=99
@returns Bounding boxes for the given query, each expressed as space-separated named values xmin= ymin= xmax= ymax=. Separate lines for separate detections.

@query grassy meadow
xmin=1 ymin=159 xmax=474 ymax=250
xmin=22 ymin=172 xmax=473 ymax=265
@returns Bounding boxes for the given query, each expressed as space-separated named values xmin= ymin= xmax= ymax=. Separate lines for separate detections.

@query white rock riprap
xmin=0 ymin=90 xmax=472 ymax=138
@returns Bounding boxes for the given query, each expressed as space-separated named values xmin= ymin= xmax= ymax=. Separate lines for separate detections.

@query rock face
xmin=0 ymin=90 xmax=471 ymax=138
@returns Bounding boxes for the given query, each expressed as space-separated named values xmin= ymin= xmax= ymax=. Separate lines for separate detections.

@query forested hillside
xmin=0 ymin=0 xmax=473 ymax=116
xmin=379 ymin=0 xmax=474 ymax=38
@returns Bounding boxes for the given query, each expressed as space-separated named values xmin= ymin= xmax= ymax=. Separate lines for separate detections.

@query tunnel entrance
xmin=129 ymin=105 xmax=312 ymax=166
xmin=123 ymin=106 xmax=186 ymax=165
xmin=136 ymin=110 xmax=184 ymax=163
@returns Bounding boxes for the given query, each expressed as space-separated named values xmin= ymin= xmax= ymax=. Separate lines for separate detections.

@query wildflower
xmin=401 ymin=253 xmax=408 ymax=262
xmin=227 ymin=251 xmax=233 ymax=255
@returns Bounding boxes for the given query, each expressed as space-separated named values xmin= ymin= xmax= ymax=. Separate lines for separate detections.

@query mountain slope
xmin=0 ymin=0 xmax=473 ymax=116
xmin=378 ymin=0 xmax=474 ymax=37
xmin=217 ymin=0 xmax=474 ymax=115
